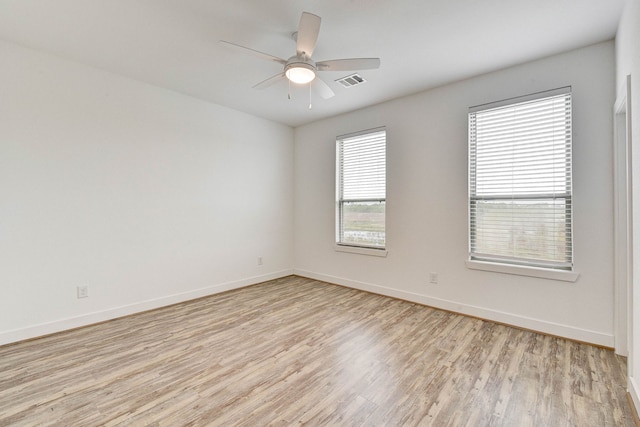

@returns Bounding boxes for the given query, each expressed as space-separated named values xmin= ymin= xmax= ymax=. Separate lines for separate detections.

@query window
xmin=336 ymin=128 xmax=386 ymax=250
xmin=468 ymin=87 xmax=572 ymax=270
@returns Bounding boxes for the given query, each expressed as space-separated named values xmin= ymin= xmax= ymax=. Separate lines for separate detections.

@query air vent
xmin=335 ymin=73 xmax=367 ymax=88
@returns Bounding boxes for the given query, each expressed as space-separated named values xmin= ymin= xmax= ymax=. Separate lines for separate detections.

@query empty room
xmin=2 ymin=0 xmax=640 ymax=425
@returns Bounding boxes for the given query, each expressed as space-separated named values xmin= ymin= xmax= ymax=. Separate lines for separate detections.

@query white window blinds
xmin=336 ymin=128 xmax=386 ymax=249
xmin=468 ymin=87 xmax=572 ymax=269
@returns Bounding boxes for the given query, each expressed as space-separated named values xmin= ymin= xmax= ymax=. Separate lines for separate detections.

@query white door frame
xmin=614 ymin=75 xmax=632 ymax=357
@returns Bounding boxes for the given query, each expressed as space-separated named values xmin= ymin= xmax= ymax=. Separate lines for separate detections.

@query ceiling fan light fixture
xmin=221 ymin=12 xmax=380 ymax=100
xmin=285 ymin=63 xmax=316 ymax=84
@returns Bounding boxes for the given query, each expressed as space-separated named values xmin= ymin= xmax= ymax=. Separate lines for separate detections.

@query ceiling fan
xmin=220 ymin=12 xmax=381 ymax=102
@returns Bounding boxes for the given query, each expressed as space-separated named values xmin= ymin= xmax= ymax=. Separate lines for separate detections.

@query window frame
xmin=335 ymin=127 xmax=387 ymax=254
xmin=467 ymin=87 xmax=577 ymax=280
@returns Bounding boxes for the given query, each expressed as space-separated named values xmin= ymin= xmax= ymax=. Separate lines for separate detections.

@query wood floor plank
xmin=0 ymin=275 xmax=634 ymax=426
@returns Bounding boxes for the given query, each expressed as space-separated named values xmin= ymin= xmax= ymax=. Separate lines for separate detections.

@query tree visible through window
xmin=336 ymin=128 xmax=386 ymax=249
xmin=468 ymin=88 xmax=572 ymax=270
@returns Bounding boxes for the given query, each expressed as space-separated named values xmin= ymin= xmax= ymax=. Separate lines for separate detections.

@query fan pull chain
xmin=288 ymin=79 xmax=291 ymax=100
xmin=308 ymin=83 xmax=312 ymax=110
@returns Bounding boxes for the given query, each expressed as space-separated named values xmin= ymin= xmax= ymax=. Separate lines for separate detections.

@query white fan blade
xmin=296 ymin=12 xmax=321 ymax=58
xmin=219 ymin=40 xmax=287 ymax=65
xmin=252 ymin=73 xmax=286 ymax=89
xmin=317 ymin=58 xmax=381 ymax=71
xmin=312 ymin=77 xmax=335 ymax=99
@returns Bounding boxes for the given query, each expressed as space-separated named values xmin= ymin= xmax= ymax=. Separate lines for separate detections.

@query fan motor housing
xmin=285 ymin=57 xmax=316 ymax=71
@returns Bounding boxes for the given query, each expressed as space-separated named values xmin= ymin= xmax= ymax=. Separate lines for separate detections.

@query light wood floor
xmin=0 ymin=275 xmax=634 ymax=426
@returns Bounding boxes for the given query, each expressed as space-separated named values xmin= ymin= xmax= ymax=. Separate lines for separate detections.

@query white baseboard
xmin=3 ymin=269 xmax=614 ymax=349
xmin=294 ymin=269 xmax=614 ymax=348
xmin=629 ymin=376 xmax=640 ymax=416
xmin=0 ymin=269 xmax=294 ymax=346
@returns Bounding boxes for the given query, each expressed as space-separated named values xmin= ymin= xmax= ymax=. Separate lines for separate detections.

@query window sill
xmin=335 ymin=245 xmax=388 ymax=257
xmin=465 ymin=260 xmax=579 ymax=282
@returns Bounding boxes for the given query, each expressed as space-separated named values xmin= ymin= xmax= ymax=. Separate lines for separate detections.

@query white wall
xmin=0 ymin=40 xmax=294 ymax=345
xmin=294 ymin=41 xmax=616 ymax=346
xmin=616 ymin=0 xmax=640 ymax=411
xmin=0 ymin=36 xmax=618 ymax=350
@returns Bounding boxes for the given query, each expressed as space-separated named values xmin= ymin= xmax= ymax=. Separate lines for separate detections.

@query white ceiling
xmin=0 ymin=0 xmax=625 ymax=127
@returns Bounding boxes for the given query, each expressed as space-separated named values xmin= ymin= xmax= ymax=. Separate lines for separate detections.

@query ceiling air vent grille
xmin=336 ymin=73 xmax=367 ymax=88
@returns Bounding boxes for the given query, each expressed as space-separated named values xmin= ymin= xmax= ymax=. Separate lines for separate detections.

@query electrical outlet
xmin=257 ymin=256 xmax=263 ymax=266
xmin=429 ymin=273 xmax=438 ymax=284
xmin=77 ymin=285 xmax=89 ymax=299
